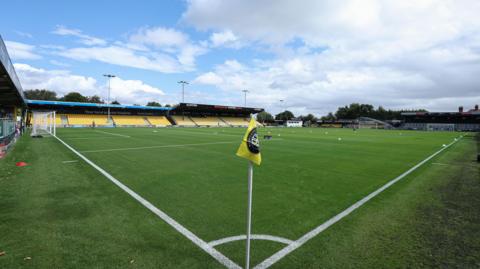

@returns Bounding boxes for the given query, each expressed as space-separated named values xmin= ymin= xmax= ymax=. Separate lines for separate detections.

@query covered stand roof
xmin=174 ymin=103 xmax=263 ymax=115
xmin=0 ymin=35 xmax=25 ymax=106
xmin=27 ymin=100 xmax=174 ymax=111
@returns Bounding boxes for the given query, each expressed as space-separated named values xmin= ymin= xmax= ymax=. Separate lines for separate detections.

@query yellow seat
xmin=55 ymin=114 xmax=64 ymax=126
xmin=191 ymin=116 xmax=227 ymax=126
xmin=222 ymin=117 xmax=249 ymax=126
xmin=67 ymin=114 xmax=108 ymax=126
xmin=112 ymin=115 xmax=147 ymax=126
xmin=147 ymin=116 xmax=171 ymax=126
xmin=172 ymin=116 xmax=197 ymax=126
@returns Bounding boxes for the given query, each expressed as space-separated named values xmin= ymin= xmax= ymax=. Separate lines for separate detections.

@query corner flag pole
xmin=236 ymin=116 xmax=261 ymax=269
xmin=245 ymin=160 xmax=253 ymax=269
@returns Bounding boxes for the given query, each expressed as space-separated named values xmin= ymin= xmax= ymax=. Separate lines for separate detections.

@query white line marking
xmin=53 ymin=135 xmax=241 ymax=269
xmin=80 ymin=141 xmax=237 ymax=153
xmin=66 ymin=136 xmax=123 ymax=140
xmin=432 ymin=162 xmax=449 ymax=166
xmin=254 ymin=137 xmax=462 ymax=269
xmin=209 ymin=234 xmax=294 ymax=247
xmin=94 ymin=130 xmax=131 ymax=138
xmin=62 ymin=160 xmax=79 ymax=163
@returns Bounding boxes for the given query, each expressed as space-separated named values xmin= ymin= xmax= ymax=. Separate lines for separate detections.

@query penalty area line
xmin=254 ymin=137 xmax=462 ymax=269
xmin=53 ymin=135 xmax=241 ymax=269
xmin=80 ymin=141 xmax=237 ymax=153
xmin=94 ymin=130 xmax=131 ymax=138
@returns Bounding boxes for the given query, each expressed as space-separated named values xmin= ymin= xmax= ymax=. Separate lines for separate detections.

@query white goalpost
xmin=31 ymin=111 xmax=56 ymax=137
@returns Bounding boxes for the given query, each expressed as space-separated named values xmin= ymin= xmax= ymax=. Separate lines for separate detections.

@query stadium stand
xmin=67 ymin=114 xmax=108 ymax=126
xmin=55 ymin=114 xmax=64 ymax=126
xmin=25 ymin=101 xmax=264 ymax=128
xmin=190 ymin=116 xmax=228 ymax=126
xmin=319 ymin=123 xmax=342 ymax=128
xmin=401 ymin=108 xmax=480 ymax=131
xmin=112 ymin=115 xmax=148 ymax=126
xmin=0 ymin=35 xmax=26 ymax=158
xmin=221 ymin=117 xmax=249 ymax=127
xmin=172 ymin=115 xmax=197 ymax=126
xmin=146 ymin=116 xmax=171 ymax=126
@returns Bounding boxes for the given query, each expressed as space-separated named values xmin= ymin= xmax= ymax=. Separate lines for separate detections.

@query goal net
xmin=31 ymin=111 xmax=56 ymax=137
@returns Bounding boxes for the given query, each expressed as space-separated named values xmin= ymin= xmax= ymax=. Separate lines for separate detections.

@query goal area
xmin=31 ymin=111 xmax=56 ymax=137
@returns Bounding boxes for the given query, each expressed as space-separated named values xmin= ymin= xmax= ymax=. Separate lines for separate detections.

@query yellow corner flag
xmin=236 ymin=117 xmax=261 ymax=165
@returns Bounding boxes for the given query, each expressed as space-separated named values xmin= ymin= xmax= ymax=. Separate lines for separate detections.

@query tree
xmin=24 ymin=89 xmax=57 ymax=100
xmin=328 ymin=103 xmax=427 ymax=121
xmin=256 ymin=111 xmax=274 ymax=123
xmin=320 ymin=112 xmax=336 ymax=121
xmin=275 ymin=110 xmax=295 ymax=121
xmin=111 ymin=100 xmax=120 ymax=105
xmin=62 ymin=92 xmax=88 ymax=102
xmin=87 ymin=95 xmax=104 ymax=103
xmin=165 ymin=104 xmax=171 ymax=107
xmin=300 ymin=113 xmax=317 ymax=122
xmin=147 ymin=101 xmax=162 ymax=107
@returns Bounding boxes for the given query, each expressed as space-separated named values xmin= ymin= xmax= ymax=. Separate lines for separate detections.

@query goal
xmin=31 ymin=111 xmax=56 ymax=137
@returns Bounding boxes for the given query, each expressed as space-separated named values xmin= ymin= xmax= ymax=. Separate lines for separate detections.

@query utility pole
xmin=178 ymin=81 xmax=189 ymax=103
xmin=242 ymin=90 xmax=249 ymax=107
xmin=103 ymin=74 xmax=115 ymax=123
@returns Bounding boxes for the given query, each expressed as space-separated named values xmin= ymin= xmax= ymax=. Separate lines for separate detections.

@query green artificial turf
xmin=1 ymin=127 xmax=477 ymax=268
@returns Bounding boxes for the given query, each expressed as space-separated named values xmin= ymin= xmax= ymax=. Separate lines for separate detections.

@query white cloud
xmin=14 ymin=63 xmax=97 ymax=96
xmin=58 ymin=46 xmax=182 ymax=73
xmin=128 ymin=26 xmax=207 ymax=70
xmin=14 ymin=63 xmax=167 ymax=105
xmin=210 ymin=30 xmax=243 ymax=48
xmin=5 ymin=41 xmax=41 ymax=60
xmin=184 ymin=0 xmax=480 ymax=47
xmin=185 ymin=0 xmax=480 ymax=115
xmin=52 ymin=25 xmax=107 ymax=46
xmin=194 ymin=72 xmax=224 ymax=85
xmin=14 ymin=31 xmax=33 ymax=38
xmin=54 ymin=26 xmax=206 ymax=73
xmin=129 ymin=27 xmax=188 ymax=48
xmin=109 ymin=77 xmax=165 ymax=104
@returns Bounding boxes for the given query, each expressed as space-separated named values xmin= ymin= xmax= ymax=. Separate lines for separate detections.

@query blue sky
xmin=1 ymin=0 xmax=480 ymax=115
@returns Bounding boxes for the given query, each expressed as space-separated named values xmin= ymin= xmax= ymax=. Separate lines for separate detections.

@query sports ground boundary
xmin=53 ymin=133 xmax=462 ymax=269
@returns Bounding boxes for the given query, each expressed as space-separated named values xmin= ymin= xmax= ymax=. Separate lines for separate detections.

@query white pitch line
xmin=254 ymin=137 xmax=462 ymax=269
xmin=62 ymin=160 xmax=79 ymax=164
xmin=94 ymin=130 xmax=131 ymax=138
xmin=53 ymin=135 xmax=241 ymax=269
xmin=80 ymin=141 xmax=237 ymax=153
xmin=66 ymin=136 xmax=123 ymax=140
xmin=209 ymin=234 xmax=294 ymax=247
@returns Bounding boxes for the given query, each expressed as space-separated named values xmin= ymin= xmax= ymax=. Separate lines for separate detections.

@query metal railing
xmin=0 ymin=118 xmax=16 ymax=140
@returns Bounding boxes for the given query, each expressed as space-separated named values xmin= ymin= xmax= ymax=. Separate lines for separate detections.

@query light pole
xmin=279 ymin=99 xmax=285 ymax=124
xmin=103 ymin=74 xmax=115 ymax=123
xmin=178 ymin=80 xmax=189 ymax=120
xmin=178 ymin=80 xmax=189 ymax=103
xmin=242 ymin=90 xmax=249 ymax=107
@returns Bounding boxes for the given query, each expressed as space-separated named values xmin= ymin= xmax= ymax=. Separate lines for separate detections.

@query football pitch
xmin=2 ymin=127 xmax=476 ymax=268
